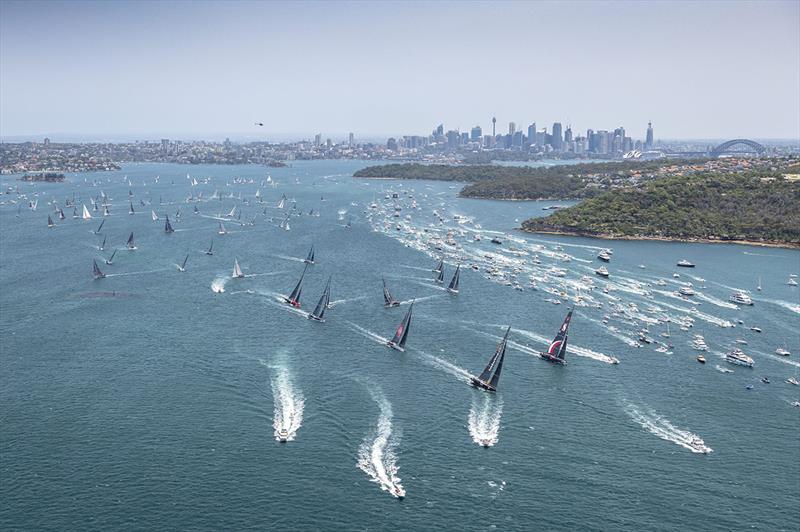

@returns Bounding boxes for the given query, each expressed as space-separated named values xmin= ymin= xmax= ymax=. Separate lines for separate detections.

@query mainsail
xmin=126 ymin=232 xmax=136 ymax=249
xmin=164 ymin=215 xmax=175 ymax=234
xmin=233 ymin=259 xmax=244 ymax=278
xmin=433 ymin=257 xmax=444 ymax=273
xmin=105 ymin=249 xmax=116 ymax=265
xmin=47 ymin=215 xmax=54 ymax=228
xmin=540 ymin=309 xmax=573 ymax=364
xmin=218 ymin=222 xmax=227 ymax=235
xmin=178 ymin=254 xmax=188 ymax=272
xmin=94 ymin=219 xmax=105 ymax=234
xmin=58 ymin=208 xmax=65 ymax=220
xmin=92 ymin=259 xmax=105 ymax=279
xmin=206 ymin=240 xmax=214 ymax=255
xmin=82 ymin=204 xmax=92 ymax=220
xmin=151 ymin=210 xmax=159 ymax=221
xmin=129 ymin=202 xmax=135 ymax=215
xmin=285 ymin=263 xmax=308 ymax=307
xmin=383 ymin=277 xmax=399 ymax=307
xmin=304 ymin=246 xmax=315 ymax=264
xmin=471 ymin=327 xmax=510 ymax=392
xmin=309 ymin=276 xmax=331 ymax=321
xmin=447 ymin=265 xmax=461 ymax=293
xmin=387 ymin=302 xmax=413 ymax=351
xmin=435 ymin=265 xmax=445 ymax=284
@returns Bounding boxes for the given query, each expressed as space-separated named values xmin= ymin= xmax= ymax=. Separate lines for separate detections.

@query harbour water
xmin=1 ymin=160 xmax=798 ymax=530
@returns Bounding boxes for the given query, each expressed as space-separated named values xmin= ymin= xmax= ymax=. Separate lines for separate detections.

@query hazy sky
xmin=1 ymin=0 xmax=798 ymax=141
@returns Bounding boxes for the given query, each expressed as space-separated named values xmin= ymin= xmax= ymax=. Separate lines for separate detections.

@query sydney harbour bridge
xmin=661 ymin=139 xmax=767 ymax=158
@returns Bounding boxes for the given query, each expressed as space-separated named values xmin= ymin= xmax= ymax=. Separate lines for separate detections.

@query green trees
xmin=522 ymin=174 xmax=800 ymax=246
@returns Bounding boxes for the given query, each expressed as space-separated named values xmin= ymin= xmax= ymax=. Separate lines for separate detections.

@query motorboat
xmin=726 ymin=348 xmax=754 ymax=368
xmin=595 ymin=266 xmax=610 ymax=278
xmin=729 ymin=291 xmax=753 ymax=306
xmin=679 ymin=285 xmax=695 ymax=296
xmin=688 ymin=437 xmax=710 ymax=454
xmin=749 ymin=326 xmax=762 ymax=333
xmin=697 ymin=355 xmax=706 ymax=364
xmin=677 ymin=259 xmax=695 ymax=268
xmin=775 ymin=346 xmax=791 ymax=356
xmin=760 ymin=377 xmax=770 ymax=384
xmin=277 ymin=428 xmax=290 ymax=442
xmin=787 ymin=377 xmax=799 ymax=386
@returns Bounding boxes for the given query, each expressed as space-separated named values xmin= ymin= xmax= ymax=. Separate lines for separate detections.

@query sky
xmin=1 ymin=0 xmax=799 ymax=142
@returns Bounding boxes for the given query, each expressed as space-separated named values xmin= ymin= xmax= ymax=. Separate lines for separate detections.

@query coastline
xmin=520 ymin=228 xmax=800 ymax=250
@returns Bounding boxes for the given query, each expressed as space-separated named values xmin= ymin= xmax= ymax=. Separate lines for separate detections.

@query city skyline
xmin=1 ymin=0 xmax=799 ymax=140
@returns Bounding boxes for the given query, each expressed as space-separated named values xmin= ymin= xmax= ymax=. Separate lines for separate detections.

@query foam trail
xmin=400 ymin=265 xmax=432 ymax=272
xmin=328 ymin=295 xmax=369 ymax=308
xmin=408 ymin=346 xmax=473 ymax=383
xmin=357 ymin=383 xmax=405 ymax=498
xmin=344 ymin=320 xmax=390 ymax=345
xmin=273 ymin=254 xmax=305 ymax=263
xmin=399 ymin=294 xmax=443 ymax=305
xmin=714 ymin=364 xmax=734 ymax=373
xmin=749 ymin=348 xmax=800 ymax=368
xmin=753 ymin=297 xmax=800 ymax=315
xmin=624 ymin=402 xmax=712 ymax=454
xmin=694 ymin=292 xmax=739 ymax=310
xmin=104 ymin=268 xmax=170 ymax=277
xmin=468 ymin=394 xmax=503 ymax=447
xmin=265 ymin=362 xmax=304 ymax=441
xmin=513 ymin=328 xmax=619 ymax=364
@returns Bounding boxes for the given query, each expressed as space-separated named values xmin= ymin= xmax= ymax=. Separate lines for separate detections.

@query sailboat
xmin=99 ymin=236 xmax=106 ymax=251
xmin=447 ymin=265 xmax=461 ymax=294
xmin=277 ymin=194 xmax=286 ymax=209
xmin=433 ymin=257 xmax=444 ymax=273
xmin=103 ymin=206 xmax=110 ymax=217
xmin=94 ymin=219 xmax=105 ymax=234
xmin=232 ymin=259 xmax=245 ymax=278
xmin=283 ymin=263 xmax=308 ymax=308
xmin=105 ymin=249 xmax=116 ymax=265
xmin=92 ymin=259 xmax=106 ymax=279
xmin=539 ymin=309 xmax=573 ymax=365
xmin=308 ymin=277 xmax=331 ymax=322
xmin=164 ymin=215 xmax=175 ymax=234
xmin=58 ymin=208 xmax=65 ymax=220
xmin=757 ymin=276 xmax=762 ymax=291
xmin=205 ymin=240 xmax=214 ymax=256
xmin=47 ymin=215 xmax=54 ymax=228
xmin=82 ymin=204 xmax=92 ymax=220
xmin=193 ymin=205 xmax=199 ymax=215
xmin=470 ymin=327 xmax=511 ymax=392
xmin=227 ymin=206 xmax=236 ymax=218
xmin=218 ymin=221 xmax=227 ymax=235
xmin=126 ymin=232 xmax=137 ymax=250
xmin=387 ymin=302 xmax=413 ymax=352
xmin=383 ymin=277 xmax=400 ymax=307
xmin=151 ymin=210 xmax=159 ymax=222
xmin=435 ymin=266 xmax=445 ymax=284
xmin=304 ymin=246 xmax=315 ymax=265
xmin=177 ymin=254 xmax=188 ymax=272
xmin=129 ymin=202 xmax=135 ymax=215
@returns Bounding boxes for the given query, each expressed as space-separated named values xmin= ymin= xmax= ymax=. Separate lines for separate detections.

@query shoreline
xmin=520 ymin=228 xmax=800 ymax=250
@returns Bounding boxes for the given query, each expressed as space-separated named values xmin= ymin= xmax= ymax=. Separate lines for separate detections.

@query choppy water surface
xmin=1 ymin=161 xmax=798 ymax=530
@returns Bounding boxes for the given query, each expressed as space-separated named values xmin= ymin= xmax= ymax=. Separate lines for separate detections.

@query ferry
xmin=726 ymin=348 xmax=754 ymax=368
xmin=729 ymin=291 xmax=753 ymax=306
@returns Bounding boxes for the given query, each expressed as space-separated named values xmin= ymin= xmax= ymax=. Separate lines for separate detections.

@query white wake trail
xmin=468 ymin=394 xmax=503 ymax=447
xmin=267 ymin=363 xmax=305 ymax=442
xmin=624 ymin=402 xmax=712 ymax=454
xmin=357 ymin=384 xmax=405 ymax=498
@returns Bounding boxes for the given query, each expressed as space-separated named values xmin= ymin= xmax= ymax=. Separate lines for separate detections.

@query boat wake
xmin=273 ymin=254 xmax=305 ymax=263
xmin=754 ymin=297 xmax=800 ymax=315
xmin=714 ymin=364 xmax=734 ymax=374
xmin=624 ymin=402 xmax=712 ymax=454
xmin=211 ymin=276 xmax=230 ymax=293
xmin=344 ymin=320 xmax=389 ymax=345
xmin=694 ymin=292 xmax=739 ymax=310
xmin=399 ymin=294 xmax=442 ymax=305
xmin=263 ymin=361 xmax=304 ymax=442
xmin=328 ymin=295 xmax=369 ymax=308
xmin=357 ymin=383 xmax=405 ymax=498
xmin=104 ymin=268 xmax=170 ymax=277
xmin=513 ymin=328 xmax=620 ymax=364
xmin=467 ymin=393 xmax=503 ymax=447
xmin=409 ymin=347 xmax=473 ymax=383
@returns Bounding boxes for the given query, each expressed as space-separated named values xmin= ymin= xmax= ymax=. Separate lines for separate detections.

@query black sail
xmin=546 ymin=309 xmax=573 ymax=360
xmin=433 ymin=258 xmax=443 ymax=273
xmin=126 ymin=232 xmax=135 ymax=248
xmin=448 ymin=265 xmax=460 ymax=292
xmin=305 ymin=246 xmax=315 ymax=263
xmin=488 ymin=330 xmax=509 ymax=389
xmin=181 ymin=254 xmax=188 ymax=270
xmin=92 ymin=259 xmax=105 ymax=279
xmin=311 ymin=277 xmax=331 ymax=319
xmin=382 ymin=277 xmax=396 ymax=306
xmin=390 ymin=303 xmax=413 ymax=347
xmin=95 ymin=219 xmax=105 ymax=234
xmin=435 ymin=267 xmax=444 ymax=283
xmin=164 ymin=215 xmax=174 ymax=233
xmin=477 ymin=327 xmax=510 ymax=384
xmin=288 ymin=263 xmax=308 ymax=302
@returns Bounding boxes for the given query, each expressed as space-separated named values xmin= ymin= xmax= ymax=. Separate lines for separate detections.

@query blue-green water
xmin=1 ymin=161 xmax=798 ymax=531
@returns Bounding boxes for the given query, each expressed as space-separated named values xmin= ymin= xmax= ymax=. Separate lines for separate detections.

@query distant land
xmin=352 ymin=159 xmax=793 ymax=200
xmin=522 ymin=173 xmax=800 ymax=248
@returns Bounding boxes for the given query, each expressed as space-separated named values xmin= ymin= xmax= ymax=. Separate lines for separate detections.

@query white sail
xmin=82 ymin=204 xmax=92 ymax=220
xmin=151 ymin=210 xmax=158 ymax=221
xmin=233 ymin=259 xmax=244 ymax=278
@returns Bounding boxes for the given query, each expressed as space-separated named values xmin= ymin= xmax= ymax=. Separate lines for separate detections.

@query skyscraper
xmin=348 ymin=132 xmax=354 ymax=146
xmin=564 ymin=125 xmax=573 ymax=144
xmin=645 ymin=121 xmax=654 ymax=150
xmin=527 ymin=123 xmax=537 ymax=145
xmin=470 ymin=126 xmax=482 ymax=141
xmin=551 ymin=122 xmax=563 ymax=151
xmin=492 ymin=116 xmax=496 ymax=137
xmin=508 ymin=122 xmax=516 ymax=136
xmin=314 ymin=133 xmax=321 ymax=147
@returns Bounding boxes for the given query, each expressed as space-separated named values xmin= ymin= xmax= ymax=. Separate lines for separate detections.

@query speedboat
xmin=697 ymin=355 xmax=706 ymax=364
xmin=787 ymin=377 xmax=799 ymax=386
xmin=688 ymin=437 xmax=710 ymax=454
xmin=277 ymin=428 xmax=290 ymax=442
xmin=479 ymin=439 xmax=493 ymax=448
xmin=677 ymin=259 xmax=695 ymax=268
xmin=749 ymin=326 xmax=762 ymax=333
xmin=391 ymin=485 xmax=405 ymax=499
xmin=788 ymin=277 xmax=798 ymax=286
xmin=760 ymin=377 xmax=770 ymax=384
xmin=729 ymin=291 xmax=753 ymax=306
xmin=775 ymin=347 xmax=791 ymax=356
xmin=595 ymin=266 xmax=610 ymax=278
xmin=597 ymin=250 xmax=611 ymax=262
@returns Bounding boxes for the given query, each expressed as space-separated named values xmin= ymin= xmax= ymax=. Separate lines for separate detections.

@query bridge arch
xmin=711 ymin=139 xmax=765 ymax=157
